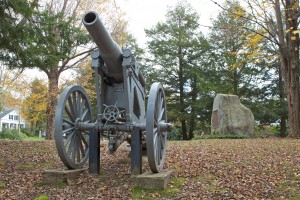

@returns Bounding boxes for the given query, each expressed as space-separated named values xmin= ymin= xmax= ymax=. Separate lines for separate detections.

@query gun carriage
xmin=54 ymin=11 xmax=172 ymax=173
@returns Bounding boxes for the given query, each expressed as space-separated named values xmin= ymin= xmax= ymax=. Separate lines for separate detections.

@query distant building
xmin=0 ymin=109 xmax=26 ymax=132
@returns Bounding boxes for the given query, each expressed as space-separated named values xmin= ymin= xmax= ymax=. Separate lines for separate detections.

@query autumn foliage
xmin=0 ymin=139 xmax=300 ymax=199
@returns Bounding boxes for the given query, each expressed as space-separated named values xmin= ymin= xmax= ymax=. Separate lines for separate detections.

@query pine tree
xmin=145 ymin=1 xmax=204 ymax=140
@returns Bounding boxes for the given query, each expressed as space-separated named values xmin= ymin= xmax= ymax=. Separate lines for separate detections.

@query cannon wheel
xmin=146 ymin=83 xmax=167 ymax=173
xmin=55 ymin=85 xmax=92 ymax=169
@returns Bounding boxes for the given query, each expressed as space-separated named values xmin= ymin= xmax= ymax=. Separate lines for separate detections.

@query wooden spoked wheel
xmin=54 ymin=85 xmax=92 ymax=169
xmin=146 ymin=83 xmax=168 ymax=173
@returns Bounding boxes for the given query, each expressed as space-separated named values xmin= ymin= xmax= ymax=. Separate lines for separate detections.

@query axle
xmin=77 ymin=121 xmax=172 ymax=132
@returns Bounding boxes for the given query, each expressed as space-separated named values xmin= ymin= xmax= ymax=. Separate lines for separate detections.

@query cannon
xmin=54 ymin=11 xmax=172 ymax=174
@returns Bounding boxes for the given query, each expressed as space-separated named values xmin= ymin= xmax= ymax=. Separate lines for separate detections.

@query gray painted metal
xmin=54 ymin=11 xmax=171 ymax=174
xmin=54 ymin=85 xmax=92 ymax=169
xmin=83 ymin=11 xmax=123 ymax=83
xmin=131 ymin=127 xmax=142 ymax=175
xmin=146 ymin=83 xmax=167 ymax=173
xmin=89 ymin=128 xmax=100 ymax=174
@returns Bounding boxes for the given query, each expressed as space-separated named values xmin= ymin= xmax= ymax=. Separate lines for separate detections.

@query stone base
xmin=42 ymin=168 xmax=87 ymax=185
xmin=135 ymin=169 xmax=173 ymax=189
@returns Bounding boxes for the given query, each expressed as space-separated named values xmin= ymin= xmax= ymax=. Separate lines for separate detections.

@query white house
xmin=0 ymin=109 xmax=26 ymax=132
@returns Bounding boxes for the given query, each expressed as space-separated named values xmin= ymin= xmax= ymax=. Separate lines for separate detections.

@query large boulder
xmin=211 ymin=94 xmax=255 ymax=136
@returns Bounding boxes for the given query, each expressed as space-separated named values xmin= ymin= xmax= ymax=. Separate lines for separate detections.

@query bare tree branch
xmin=210 ymin=0 xmax=280 ymax=46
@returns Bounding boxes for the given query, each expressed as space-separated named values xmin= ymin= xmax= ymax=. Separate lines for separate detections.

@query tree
xmin=145 ymin=1 xmax=204 ymax=140
xmin=21 ymin=78 xmax=47 ymax=133
xmin=211 ymin=0 xmax=299 ymax=137
xmin=0 ymin=0 xmax=37 ymax=61
xmin=0 ymin=64 xmax=29 ymax=112
xmin=0 ymin=0 xmax=131 ymax=139
xmin=208 ymin=0 xmax=288 ymax=135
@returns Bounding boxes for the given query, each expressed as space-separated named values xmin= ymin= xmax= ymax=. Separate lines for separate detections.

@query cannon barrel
xmin=83 ymin=11 xmax=123 ymax=82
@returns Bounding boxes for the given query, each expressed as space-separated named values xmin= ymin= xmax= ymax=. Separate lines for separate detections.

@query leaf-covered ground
xmin=0 ymin=139 xmax=300 ymax=199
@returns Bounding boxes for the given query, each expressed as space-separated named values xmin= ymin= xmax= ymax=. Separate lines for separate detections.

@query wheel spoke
xmin=158 ymin=108 xmax=165 ymax=121
xmin=154 ymin=119 xmax=158 ymax=127
xmin=76 ymin=136 xmax=81 ymax=163
xmin=77 ymin=92 xmax=82 ymax=116
xmin=67 ymin=132 xmax=75 ymax=157
xmin=68 ymin=95 xmax=76 ymax=118
xmin=81 ymin=108 xmax=89 ymax=121
xmin=159 ymin=93 xmax=164 ymax=108
xmin=78 ymin=136 xmax=85 ymax=159
xmin=80 ymin=99 xmax=86 ymax=119
xmin=72 ymin=135 xmax=78 ymax=162
xmin=72 ymin=92 xmax=78 ymax=117
xmin=79 ymin=133 xmax=88 ymax=147
xmin=64 ymin=130 xmax=75 ymax=147
xmin=63 ymin=127 xmax=75 ymax=134
xmin=63 ymin=118 xmax=75 ymax=126
xmin=65 ymin=106 xmax=75 ymax=122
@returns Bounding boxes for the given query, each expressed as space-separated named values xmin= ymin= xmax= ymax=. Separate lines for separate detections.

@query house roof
xmin=0 ymin=109 xmax=13 ymax=119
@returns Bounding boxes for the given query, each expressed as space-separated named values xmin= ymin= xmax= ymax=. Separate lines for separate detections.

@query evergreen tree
xmin=145 ymin=1 xmax=205 ymax=140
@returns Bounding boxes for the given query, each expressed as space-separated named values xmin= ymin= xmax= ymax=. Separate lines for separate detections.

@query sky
xmin=115 ymin=0 xmax=221 ymax=46
xmin=24 ymin=0 xmax=222 ymax=81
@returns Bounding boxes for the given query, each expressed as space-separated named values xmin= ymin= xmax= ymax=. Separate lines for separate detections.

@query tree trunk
xmin=233 ymin=68 xmax=238 ymax=95
xmin=275 ymin=0 xmax=300 ymax=138
xmin=30 ymin=121 xmax=34 ymax=132
xmin=284 ymin=58 xmax=300 ymax=138
xmin=178 ymin=46 xmax=188 ymax=140
xmin=181 ymin=120 xmax=188 ymax=140
xmin=279 ymin=116 xmax=287 ymax=137
xmin=46 ymin=68 xmax=59 ymax=140
xmin=284 ymin=0 xmax=300 ymax=138
xmin=188 ymin=76 xmax=197 ymax=140
xmin=278 ymin=45 xmax=299 ymax=138
xmin=278 ymin=61 xmax=287 ymax=137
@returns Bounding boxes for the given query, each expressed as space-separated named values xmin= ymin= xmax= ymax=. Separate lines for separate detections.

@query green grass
xmin=0 ymin=180 xmax=5 ymax=188
xmin=289 ymin=196 xmax=300 ymax=200
xmin=33 ymin=194 xmax=49 ymax=200
xmin=57 ymin=182 xmax=67 ymax=189
xmin=15 ymin=164 xmax=36 ymax=170
xmin=132 ymin=177 xmax=185 ymax=199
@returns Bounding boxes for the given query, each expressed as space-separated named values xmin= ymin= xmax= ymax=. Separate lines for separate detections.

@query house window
xmin=10 ymin=123 xmax=17 ymax=130
xmin=2 ymin=123 xmax=9 ymax=129
xmin=9 ymin=115 xmax=13 ymax=120
xmin=14 ymin=115 xmax=19 ymax=120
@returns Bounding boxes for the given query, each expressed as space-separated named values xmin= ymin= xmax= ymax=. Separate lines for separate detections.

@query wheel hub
xmin=74 ymin=118 xmax=81 ymax=130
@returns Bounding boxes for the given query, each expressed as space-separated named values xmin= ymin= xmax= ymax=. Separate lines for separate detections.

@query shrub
xmin=20 ymin=128 xmax=35 ymax=137
xmin=0 ymin=129 xmax=27 ymax=140
xmin=167 ymin=127 xmax=182 ymax=140
xmin=255 ymin=125 xmax=284 ymax=138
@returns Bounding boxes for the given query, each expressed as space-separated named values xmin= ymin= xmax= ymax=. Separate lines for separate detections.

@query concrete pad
xmin=135 ymin=169 xmax=173 ymax=189
xmin=42 ymin=168 xmax=87 ymax=185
